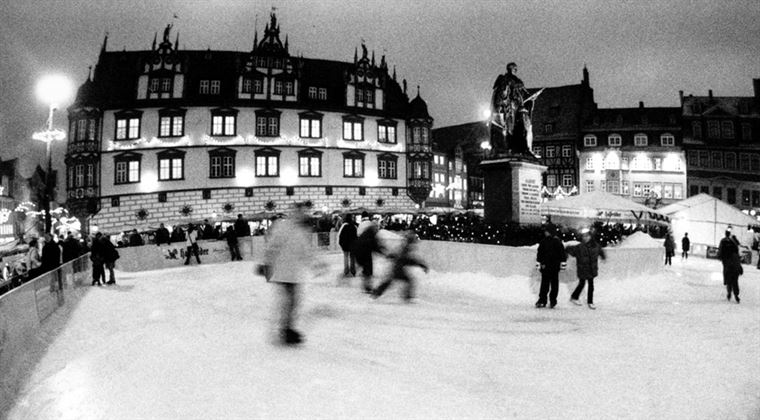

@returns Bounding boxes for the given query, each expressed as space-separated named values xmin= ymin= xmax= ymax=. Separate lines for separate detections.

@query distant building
xmin=428 ymin=143 xmax=468 ymax=208
xmin=66 ymin=13 xmax=433 ymax=233
xmin=0 ymin=157 xmax=48 ymax=241
xmin=680 ymin=80 xmax=760 ymax=214
xmin=432 ymin=67 xmax=595 ymax=208
xmin=578 ymin=102 xmax=685 ymax=207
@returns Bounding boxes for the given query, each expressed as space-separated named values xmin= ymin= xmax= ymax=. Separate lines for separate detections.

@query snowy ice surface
xmin=2 ymin=254 xmax=759 ymax=420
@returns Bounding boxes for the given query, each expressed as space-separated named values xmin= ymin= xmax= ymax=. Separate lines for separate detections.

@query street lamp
xmin=33 ymin=75 xmax=72 ymax=234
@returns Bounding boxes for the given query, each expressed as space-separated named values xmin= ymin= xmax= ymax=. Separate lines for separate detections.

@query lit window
xmin=254 ymin=80 xmax=263 ymax=94
xmin=158 ymin=155 xmax=184 ymax=181
xmin=633 ymin=134 xmax=647 ymax=147
xmin=161 ymin=78 xmax=172 ymax=93
xmin=586 ymin=180 xmax=594 ymax=193
xmin=343 ymin=117 xmax=364 ymax=140
xmin=585 ymin=157 xmax=594 ymax=170
xmin=242 ymin=78 xmax=252 ymax=94
xmin=115 ymin=112 xmax=141 ymax=140
xmin=378 ymin=121 xmax=397 ymax=144
xmin=285 ymin=82 xmax=294 ymax=95
xmin=211 ymin=114 xmax=236 ymax=136
xmin=608 ymin=134 xmax=622 ymax=146
xmin=298 ymin=149 xmax=322 ymax=177
xmin=561 ymin=145 xmax=572 ymax=157
xmin=255 ymin=149 xmax=279 ymax=177
xmin=583 ymin=135 xmax=597 ymax=147
xmin=299 ymin=113 xmax=322 ymax=138
xmin=545 ymin=146 xmax=556 ymax=158
xmin=274 ymin=80 xmax=283 ymax=95
xmin=547 ymin=175 xmax=556 ymax=187
xmin=562 ymin=174 xmax=573 ymax=187
xmin=633 ymin=183 xmax=643 ymax=197
xmin=378 ymin=154 xmax=398 ymax=179
xmin=660 ymin=134 xmax=675 ymax=146
xmin=159 ymin=110 xmax=185 ymax=137
xmin=308 ymin=87 xmax=317 ymax=99
xmin=199 ymin=80 xmax=209 ymax=94
xmin=318 ymin=88 xmax=327 ymax=100
xmin=343 ymin=152 xmax=365 ymax=177
xmin=114 ymin=154 xmax=141 ymax=184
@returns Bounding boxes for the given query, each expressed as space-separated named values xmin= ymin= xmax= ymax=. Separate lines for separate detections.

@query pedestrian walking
xmin=535 ymin=223 xmax=567 ymax=308
xmin=566 ymin=228 xmax=606 ymax=310
xmin=337 ymin=216 xmax=357 ymax=277
xmin=717 ymin=230 xmax=742 ymax=303
xmin=90 ymin=232 xmax=106 ymax=286
xmin=184 ymin=224 xmax=201 ymax=265
xmin=681 ymin=233 xmax=690 ymax=260
xmin=664 ymin=233 xmax=675 ymax=265
xmin=371 ymin=232 xmax=428 ymax=302
xmin=262 ymin=203 xmax=325 ymax=345
xmin=234 ymin=214 xmax=251 ymax=237
xmin=354 ymin=211 xmax=382 ymax=293
xmin=101 ymin=235 xmax=119 ymax=284
xmin=224 ymin=226 xmax=243 ymax=261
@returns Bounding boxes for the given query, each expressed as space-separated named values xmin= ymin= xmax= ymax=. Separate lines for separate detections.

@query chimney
xmin=708 ymin=89 xmax=713 ymax=100
xmin=639 ymin=101 xmax=644 ymax=109
xmin=754 ymin=79 xmax=760 ymax=99
xmin=678 ymin=90 xmax=683 ymax=103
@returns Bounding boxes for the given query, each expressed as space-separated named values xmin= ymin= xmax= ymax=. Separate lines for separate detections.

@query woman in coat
xmin=566 ymin=228 xmax=606 ymax=310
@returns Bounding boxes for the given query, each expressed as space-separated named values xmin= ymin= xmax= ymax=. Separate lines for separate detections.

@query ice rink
xmin=2 ymin=254 xmax=759 ymax=419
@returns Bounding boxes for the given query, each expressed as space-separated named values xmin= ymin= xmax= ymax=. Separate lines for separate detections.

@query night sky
xmin=1 ymin=0 xmax=758 ymax=177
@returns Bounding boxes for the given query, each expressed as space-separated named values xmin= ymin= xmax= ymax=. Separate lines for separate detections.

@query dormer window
xmin=149 ymin=77 xmax=172 ymax=94
xmin=608 ymin=134 xmax=622 ymax=147
xmin=583 ymin=135 xmax=597 ymax=147
xmin=660 ymin=133 xmax=675 ymax=147
xmin=634 ymin=134 xmax=648 ymax=147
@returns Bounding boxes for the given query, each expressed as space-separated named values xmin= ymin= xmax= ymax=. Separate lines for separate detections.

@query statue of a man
xmin=490 ymin=63 xmax=538 ymax=157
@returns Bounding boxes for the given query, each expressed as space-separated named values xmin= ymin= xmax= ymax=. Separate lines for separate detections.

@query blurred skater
xmin=101 ymin=235 xmax=119 ymax=284
xmin=566 ymin=228 xmax=606 ymax=310
xmin=225 ymin=226 xmax=243 ymax=261
xmin=263 ymin=203 xmax=325 ymax=345
xmin=371 ymin=232 xmax=428 ymax=302
xmin=184 ymin=224 xmax=201 ymax=265
xmin=354 ymin=211 xmax=382 ymax=293
xmin=337 ymin=216 xmax=357 ymax=277
xmin=717 ymin=230 xmax=742 ymax=303
xmin=681 ymin=233 xmax=690 ymax=260
xmin=90 ymin=232 xmax=106 ymax=286
xmin=535 ymin=223 xmax=566 ymax=308
xmin=664 ymin=232 xmax=675 ymax=266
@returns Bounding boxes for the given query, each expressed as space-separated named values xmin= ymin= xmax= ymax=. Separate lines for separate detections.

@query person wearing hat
xmin=566 ymin=228 xmax=606 ymax=310
xmin=717 ymin=229 xmax=742 ymax=303
xmin=371 ymin=231 xmax=429 ymax=302
xmin=535 ymin=223 xmax=567 ymax=308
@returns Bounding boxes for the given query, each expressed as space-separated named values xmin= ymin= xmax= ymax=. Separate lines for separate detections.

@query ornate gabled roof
xmin=253 ymin=12 xmax=288 ymax=57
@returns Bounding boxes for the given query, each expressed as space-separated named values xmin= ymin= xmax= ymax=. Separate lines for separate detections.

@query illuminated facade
xmin=65 ymin=14 xmax=433 ymax=232
xmin=428 ymin=145 xmax=468 ymax=208
xmin=680 ymin=82 xmax=760 ymax=214
xmin=578 ymin=103 xmax=685 ymax=207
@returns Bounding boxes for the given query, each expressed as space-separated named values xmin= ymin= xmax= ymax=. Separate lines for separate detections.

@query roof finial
xmin=152 ymin=32 xmax=157 ymax=50
xmin=417 ymin=85 xmax=420 ymax=97
xmin=174 ymin=31 xmax=179 ymax=50
xmin=354 ymin=47 xmax=358 ymax=64
xmin=100 ymin=32 xmax=108 ymax=56
xmin=392 ymin=66 xmax=397 ymax=81
xmin=87 ymin=65 xmax=92 ymax=81
xmin=285 ymin=34 xmax=289 ymax=53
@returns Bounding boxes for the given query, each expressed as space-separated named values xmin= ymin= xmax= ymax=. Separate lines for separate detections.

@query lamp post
xmin=33 ymin=75 xmax=72 ymax=234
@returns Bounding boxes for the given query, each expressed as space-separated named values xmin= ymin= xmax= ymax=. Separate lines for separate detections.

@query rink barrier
xmin=0 ymin=254 xmax=91 ymax=394
xmin=115 ymin=232 xmax=341 ymax=272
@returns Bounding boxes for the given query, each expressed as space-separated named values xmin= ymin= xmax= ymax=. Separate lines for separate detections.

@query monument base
xmin=480 ymin=157 xmax=547 ymax=225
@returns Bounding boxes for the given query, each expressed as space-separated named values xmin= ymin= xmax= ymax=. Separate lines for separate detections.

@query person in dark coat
xmin=337 ymin=217 xmax=357 ymax=277
xmin=202 ymin=219 xmax=215 ymax=239
xmin=681 ymin=233 xmax=690 ymax=260
xmin=717 ymin=230 xmax=742 ymax=303
xmin=664 ymin=233 xmax=676 ymax=265
xmin=184 ymin=224 xmax=201 ymax=265
xmin=61 ymin=232 xmax=80 ymax=263
xmin=90 ymin=232 xmax=106 ymax=286
xmin=371 ymin=232 xmax=428 ymax=302
xmin=234 ymin=214 xmax=251 ymax=237
xmin=101 ymin=235 xmax=119 ymax=284
xmin=155 ymin=223 xmax=171 ymax=245
xmin=535 ymin=223 xmax=567 ymax=308
xmin=567 ymin=228 xmax=606 ymax=310
xmin=354 ymin=211 xmax=382 ymax=293
xmin=128 ymin=229 xmax=144 ymax=246
xmin=170 ymin=225 xmax=185 ymax=243
xmin=40 ymin=233 xmax=61 ymax=274
xmin=224 ymin=226 xmax=242 ymax=261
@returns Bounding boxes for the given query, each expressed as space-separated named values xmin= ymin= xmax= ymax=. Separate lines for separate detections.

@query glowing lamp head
xmin=480 ymin=141 xmax=492 ymax=151
xmin=481 ymin=108 xmax=492 ymax=120
xmin=36 ymin=75 xmax=73 ymax=107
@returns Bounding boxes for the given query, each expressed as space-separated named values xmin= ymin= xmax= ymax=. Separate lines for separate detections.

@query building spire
xmin=583 ymin=64 xmax=589 ymax=86
xmin=392 ymin=66 xmax=397 ymax=81
xmin=285 ymin=34 xmax=289 ymax=53
xmin=100 ymin=32 xmax=108 ymax=56
xmin=87 ymin=65 xmax=92 ymax=81
xmin=152 ymin=32 xmax=157 ymax=50
xmin=417 ymin=85 xmax=420 ymax=97
xmin=354 ymin=47 xmax=358 ymax=64
xmin=174 ymin=32 xmax=179 ymax=50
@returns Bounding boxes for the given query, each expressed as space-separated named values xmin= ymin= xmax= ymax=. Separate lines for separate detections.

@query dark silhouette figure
xmin=535 ymin=224 xmax=567 ymax=308
xmin=225 ymin=226 xmax=242 ymax=261
xmin=567 ymin=229 xmax=606 ymax=310
xmin=155 ymin=223 xmax=171 ymax=245
xmin=681 ymin=233 xmax=690 ymax=259
xmin=372 ymin=232 xmax=428 ymax=301
xmin=717 ymin=230 xmax=742 ymax=303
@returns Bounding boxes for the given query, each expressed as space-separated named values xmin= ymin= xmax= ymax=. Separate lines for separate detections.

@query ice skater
xmin=681 ymin=233 xmax=690 ymax=260
xmin=371 ymin=232 xmax=428 ymax=302
xmin=262 ymin=203 xmax=325 ymax=345
xmin=535 ymin=223 xmax=567 ymax=308
xmin=566 ymin=228 xmax=606 ymax=310
xmin=89 ymin=232 xmax=105 ymax=286
xmin=224 ymin=226 xmax=243 ymax=261
xmin=664 ymin=232 xmax=675 ymax=266
xmin=354 ymin=211 xmax=381 ymax=293
xmin=337 ymin=216 xmax=357 ymax=277
xmin=717 ymin=230 xmax=742 ymax=303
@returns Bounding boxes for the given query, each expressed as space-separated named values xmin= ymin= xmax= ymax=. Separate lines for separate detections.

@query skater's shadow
xmin=103 ymin=284 xmax=135 ymax=292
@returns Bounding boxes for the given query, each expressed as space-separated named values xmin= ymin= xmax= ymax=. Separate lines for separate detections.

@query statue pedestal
xmin=480 ymin=157 xmax=547 ymax=225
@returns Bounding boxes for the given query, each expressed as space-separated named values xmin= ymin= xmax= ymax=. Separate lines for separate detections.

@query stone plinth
xmin=480 ymin=158 xmax=547 ymax=225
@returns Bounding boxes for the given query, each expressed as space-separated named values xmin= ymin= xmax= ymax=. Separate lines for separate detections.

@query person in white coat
xmin=262 ymin=203 xmax=324 ymax=345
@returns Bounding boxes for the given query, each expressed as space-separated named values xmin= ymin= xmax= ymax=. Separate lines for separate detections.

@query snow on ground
xmin=2 ymin=254 xmax=760 ymax=420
